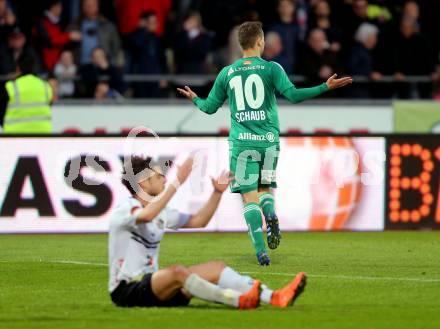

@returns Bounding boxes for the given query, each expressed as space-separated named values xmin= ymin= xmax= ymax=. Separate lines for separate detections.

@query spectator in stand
xmin=0 ymin=0 xmax=16 ymax=43
xmin=94 ymin=82 xmax=123 ymax=100
xmin=294 ymin=0 xmax=310 ymax=42
xmin=340 ymin=0 xmax=391 ymax=47
xmin=310 ymin=0 xmax=342 ymax=54
xmin=393 ymin=16 xmax=437 ymax=99
xmin=267 ymin=0 xmax=299 ymax=74
xmin=341 ymin=0 xmax=369 ymax=42
xmin=366 ymin=1 xmax=392 ymax=24
xmin=297 ymin=28 xmax=341 ymax=85
xmin=68 ymin=0 xmax=122 ymax=67
xmin=114 ymin=0 xmax=172 ymax=38
xmin=33 ymin=0 xmax=82 ymax=72
xmin=0 ymin=27 xmax=42 ymax=77
xmin=62 ymin=0 xmax=116 ymax=29
xmin=385 ymin=1 xmax=421 ymax=36
xmin=54 ymin=50 xmax=77 ymax=98
xmin=397 ymin=1 xmax=425 ymax=43
xmin=78 ymin=47 xmax=124 ymax=97
xmin=126 ymin=11 xmax=168 ymax=98
xmin=263 ymin=31 xmax=289 ymax=70
xmin=347 ymin=23 xmax=381 ymax=98
xmin=174 ymin=11 xmax=213 ymax=74
xmin=401 ymin=1 xmax=419 ymax=23
xmin=198 ymin=0 xmax=253 ymax=53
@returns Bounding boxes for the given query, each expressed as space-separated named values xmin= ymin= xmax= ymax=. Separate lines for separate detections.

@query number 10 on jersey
xmin=229 ymin=74 xmax=265 ymax=111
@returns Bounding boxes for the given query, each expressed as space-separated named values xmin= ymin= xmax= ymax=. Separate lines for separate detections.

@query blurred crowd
xmin=0 ymin=0 xmax=439 ymax=100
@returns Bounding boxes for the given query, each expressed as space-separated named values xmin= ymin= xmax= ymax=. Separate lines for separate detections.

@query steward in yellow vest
xmin=0 ymin=54 xmax=53 ymax=134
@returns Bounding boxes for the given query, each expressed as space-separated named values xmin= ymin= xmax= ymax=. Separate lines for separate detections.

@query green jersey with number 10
xmin=192 ymin=56 xmax=329 ymax=147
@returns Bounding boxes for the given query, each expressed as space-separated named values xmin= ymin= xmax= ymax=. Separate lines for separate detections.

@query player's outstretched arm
xmin=272 ymin=61 xmax=352 ymax=104
xmin=177 ymin=84 xmax=225 ymax=115
xmin=136 ymin=157 xmax=194 ymax=223
xmin=177 ymin=68 xmax=227 ymax=115
xmin=282 ymin=74 xmax=353 ymax=103
xmin=183 ymin=171 xmax=232 ymax=228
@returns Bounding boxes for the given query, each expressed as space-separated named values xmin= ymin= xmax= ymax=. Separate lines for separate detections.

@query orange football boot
xmin=270 ymin=272 xmax=307 ymax=308
xmin=238 ymin=280 xmax=261 ymax=310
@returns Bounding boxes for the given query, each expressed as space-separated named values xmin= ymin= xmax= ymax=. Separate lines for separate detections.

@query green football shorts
xmin=229 ymin=144 xmax=280 ymax=194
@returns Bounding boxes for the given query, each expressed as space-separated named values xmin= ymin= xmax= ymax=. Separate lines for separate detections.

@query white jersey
xmin=108 ymin=197 xmax=189 ymax=292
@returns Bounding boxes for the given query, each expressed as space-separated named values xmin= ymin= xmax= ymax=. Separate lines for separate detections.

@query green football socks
xmin=243 ymin=202 xmax=266 ymax=255
xmin=259 ymin=192 xmax=275 ymax=218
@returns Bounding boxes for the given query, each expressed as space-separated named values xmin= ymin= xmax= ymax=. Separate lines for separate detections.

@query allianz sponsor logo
xmin=238 ymin=132 xmax=275 ymax=142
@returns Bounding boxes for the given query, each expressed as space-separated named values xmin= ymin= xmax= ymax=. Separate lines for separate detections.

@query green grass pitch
xmin=1 ymin=232 xmax=439 ymax=329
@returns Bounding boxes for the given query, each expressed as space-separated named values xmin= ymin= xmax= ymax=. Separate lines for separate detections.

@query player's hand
xmin=211 ymin=170 xmax=233 ymax=193
xmin=177 ymin=86 xmax=198 ymax=101
xmin=176 ymin=157 xmax=194 ymax=185
xmin=326 ymin=74 xmax=353 ymax=90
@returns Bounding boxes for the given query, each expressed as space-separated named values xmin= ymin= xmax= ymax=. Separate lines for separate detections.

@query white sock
xmin=218 ymin=266 xmax=273 ymax=304
xmin=183 ymin=273 xmax=241 ymax=307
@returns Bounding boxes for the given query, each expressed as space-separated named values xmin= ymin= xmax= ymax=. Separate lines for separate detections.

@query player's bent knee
xmin=211 ymin=260 xmax=226 ymax=270
xmin=242 ymin=190 xmax=260 ymax=204
xmin=169 ymin=265 xmax=190 ymax=283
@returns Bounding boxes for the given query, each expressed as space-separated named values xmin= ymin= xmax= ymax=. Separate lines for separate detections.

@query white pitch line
xmin=242 ymin=271 xmax=440 ymax=283
xmin=309 ymin=274 xmax=440 ymax=283
xmin=47 ymin=261 xmax=440 ymax=283
xmin=0 ymin=259 xmax=107 ymax=266
xmin=2 ymin=260 xmax=439 ymax=283
xmin=47 ymin=260 xmax=107 ymax=267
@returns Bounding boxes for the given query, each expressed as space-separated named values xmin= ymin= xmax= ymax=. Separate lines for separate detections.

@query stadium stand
xmin=0 ymin=0 xmax=439 ymax=100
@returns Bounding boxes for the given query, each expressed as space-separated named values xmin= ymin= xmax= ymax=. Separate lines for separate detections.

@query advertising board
xmin=0 ymin=136 xmax=385 ymax=233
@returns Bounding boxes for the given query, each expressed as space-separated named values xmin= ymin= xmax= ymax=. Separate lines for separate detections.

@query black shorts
xmin=110 ymin=273 xmax=191 ymax=308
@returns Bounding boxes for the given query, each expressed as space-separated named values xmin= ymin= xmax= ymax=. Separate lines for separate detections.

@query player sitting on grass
xmin=178 ymin=21 xmax=352 ymax=266
xmin=109 ymin=155 xmax=306 ymax=309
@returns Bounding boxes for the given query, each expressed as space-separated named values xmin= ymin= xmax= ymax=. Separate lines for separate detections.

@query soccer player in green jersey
xmin=178 ymin=21 xmax=352 ymax=266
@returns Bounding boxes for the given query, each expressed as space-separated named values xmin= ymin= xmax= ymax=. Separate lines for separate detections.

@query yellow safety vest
xmin=3 ymin=74 xmax=53 ymax=134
